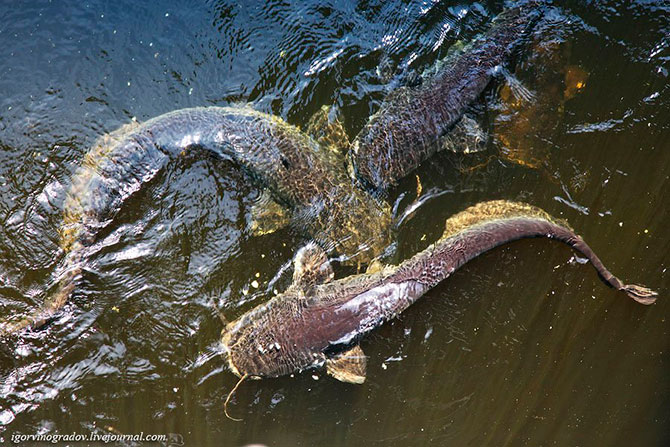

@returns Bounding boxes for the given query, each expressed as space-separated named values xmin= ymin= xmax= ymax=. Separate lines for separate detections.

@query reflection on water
xmin=0 ymin=0 xmax=668 ymax=446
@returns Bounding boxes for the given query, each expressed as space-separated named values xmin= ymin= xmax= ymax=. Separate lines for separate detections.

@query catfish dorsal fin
xmin=292 ymin=242 xmax=334 ymax=289
xmin=326 ymin=345 xmax=367 ymax=384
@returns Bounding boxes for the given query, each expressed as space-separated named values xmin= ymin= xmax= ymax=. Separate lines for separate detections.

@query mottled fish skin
xmin=222 ymin=201 xmax=657 ymax=379
xmin=1 ymin=106 xmax=392 ymax=336
xmin=61 ymin=106 xmax=391 ymax=261
xmin=348 ymin=5 xmax=542 ymax=191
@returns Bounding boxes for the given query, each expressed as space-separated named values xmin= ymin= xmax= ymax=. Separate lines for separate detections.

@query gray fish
xmin=59 ymin=106 xmax=390 ymax=260
xmin=0 ymin=106 xmax=391 ymax=335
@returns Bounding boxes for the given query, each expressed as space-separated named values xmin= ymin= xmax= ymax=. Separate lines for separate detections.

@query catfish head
xmin=221 ymin=242 xmax=375 ymax=384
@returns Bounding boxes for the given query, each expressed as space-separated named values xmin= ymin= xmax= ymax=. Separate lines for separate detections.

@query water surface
xmin=0 ymin=1 xmax=668 ymax=445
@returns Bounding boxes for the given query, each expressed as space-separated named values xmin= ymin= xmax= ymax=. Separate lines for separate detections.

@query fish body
xmin=1 ymin=4 xmax=551 ymax=337
xmin=1 ymin=106 xmax=391 ymax=336
xmin=349 ymin=5 xmax=541 ymax=191
xmin=222 ymin=201 xmax=657 ymax=381
xmin=63 ymin=106 xmax=390 ymax=259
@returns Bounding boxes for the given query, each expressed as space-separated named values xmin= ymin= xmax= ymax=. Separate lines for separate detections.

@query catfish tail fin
xmin=435 ymin=200 xmax=658 ymax=305
xmin=620 ymin=284 xmax=658 ymax=305
xmin=0 ymin=266 xmax=81 ymax=337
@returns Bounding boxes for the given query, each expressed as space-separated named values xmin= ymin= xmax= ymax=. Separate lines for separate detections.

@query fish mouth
xmin=220 ymin=330 xmax=242 ymax=378
xmin=221 ymin=344 xmax=242 ymax=378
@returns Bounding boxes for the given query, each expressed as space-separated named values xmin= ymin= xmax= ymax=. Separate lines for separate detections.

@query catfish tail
xmin=406 ymin=201 xmax=657 ymax=305
xmin=0 ymin=261 xmax=81 ymax=337
xmin=0 ymin=122 xmax=135 ymax=338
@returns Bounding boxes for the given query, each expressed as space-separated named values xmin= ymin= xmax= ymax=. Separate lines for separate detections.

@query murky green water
xmin=0 ymin=1 xmax=668 ymax=446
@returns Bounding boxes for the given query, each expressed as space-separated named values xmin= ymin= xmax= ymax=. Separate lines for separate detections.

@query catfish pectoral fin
xmin=365 ymin=259 xmax=386 ymax=274
xmin=292 ymin=242 xmax=334 ymax=288
xmin=248 ymin=191 xmax=290 ymax=236
xmin=439 ymin=115 xmax=487 ymax=155
xmin=499 ymin=66 xmax=536 ymax=104
xmin=326 ymin=345 xmax=367 ymax=384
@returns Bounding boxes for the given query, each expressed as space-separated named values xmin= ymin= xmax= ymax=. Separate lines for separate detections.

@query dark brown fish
xmin=349 ymin=5 xmax=541 ymax=191
xmin=221 ymin=201 xmax=657 ymax=383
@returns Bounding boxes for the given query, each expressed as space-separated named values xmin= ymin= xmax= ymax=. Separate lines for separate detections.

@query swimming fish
xmin=221 ymin=201 xmax=656 ymax=385
xmin=349 ymin=4 xmax=542 ymax=191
